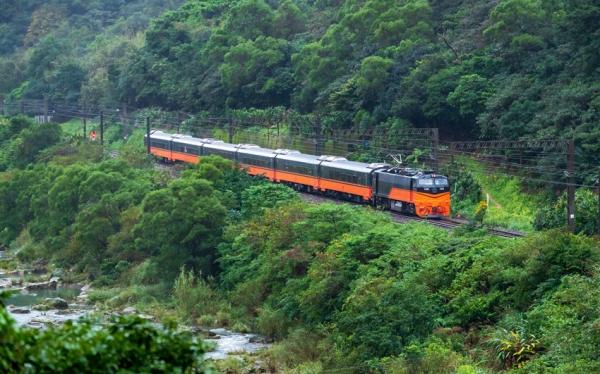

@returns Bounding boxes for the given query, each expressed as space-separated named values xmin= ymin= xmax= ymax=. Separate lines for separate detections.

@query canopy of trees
xmin=1 ymin=0 xmax=598 ymax=182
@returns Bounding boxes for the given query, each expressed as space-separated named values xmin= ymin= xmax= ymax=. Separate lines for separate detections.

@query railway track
xmin=299 ymin=192 xmax=525 ymax=238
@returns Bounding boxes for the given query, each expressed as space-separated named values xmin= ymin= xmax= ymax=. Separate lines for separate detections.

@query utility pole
xmin=597 ymin=168 xmax=600 ymax=236
xmin=314 ymin=114 xmax=322 ymax=155
xmin=146 ymin=117 xmax=151 ymax=155
xmin=567 ymin=139 xmax=576 ymax=233
xmin=176 ymin=111 xmax=182 ymax=134
xmin=43 ymin=96 xmax=48 ymax=123
xmin=432 ymin=128 xmax=439 ymax=171
xmin=228 ymin=118 xmax=234 ymax=143
xmin=100 ymin=111 xmax=104 ymax=146
xmin=83 ymin=117 xmax=87 ymax=139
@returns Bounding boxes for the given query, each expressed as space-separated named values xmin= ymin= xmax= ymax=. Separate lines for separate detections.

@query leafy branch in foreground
xmin=0 ymin=292 xmax=212 ymax=373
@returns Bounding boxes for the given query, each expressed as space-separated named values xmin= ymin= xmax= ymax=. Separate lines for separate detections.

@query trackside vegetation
xmin=0 ymin=116 xmax=600 ymax=372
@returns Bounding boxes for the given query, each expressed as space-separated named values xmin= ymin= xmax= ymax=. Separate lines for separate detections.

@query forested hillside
xmin=1 ymin=1 xmax=599 ymax=151
xmin=0 ymin=0 xmax=184 ymax=105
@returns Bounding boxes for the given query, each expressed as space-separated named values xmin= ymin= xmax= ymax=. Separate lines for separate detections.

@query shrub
xmin=534 ymin=189 xmax=598 ymax=235
xmin=240 ymin=183 xmax=299 ymax=218
xmin=256 ymin=306 xmax=291 ymax=340
xmin=518 ymin=230 xmax=600 ymax=298
xmin=173 ymin=267 xmax=222 ymax=321
xmin=0 ymin=292 xmax=211 ymax=373
xmin=488 ymin=328 xmax=541 ymax=369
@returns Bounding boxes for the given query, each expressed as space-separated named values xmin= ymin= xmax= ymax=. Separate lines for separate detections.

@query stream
xmin=205 ymin=328 xmax=269 ymax=360
xmin=0 ymin=252 xmax=269 ymax=359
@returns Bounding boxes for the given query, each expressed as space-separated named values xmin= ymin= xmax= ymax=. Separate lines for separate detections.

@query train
xmin=145 ymin=131 xmax=451 ymax=218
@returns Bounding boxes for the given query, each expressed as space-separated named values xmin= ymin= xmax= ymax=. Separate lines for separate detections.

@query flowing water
xmin=205 ymin=328 xmax=269 ymax=360
xmin=1 ymin=254 xmax=269 ymax=357
xmin=0 ymin=262 xmax=88 ymax=328
xmin=7 ymin=287 xmax=81 ymax=307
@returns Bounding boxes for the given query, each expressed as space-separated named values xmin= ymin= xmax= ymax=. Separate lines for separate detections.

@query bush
xmin=518 ymin=230 xmax=600 ymax=298
xmin=173 ymin=267 xmax=223 ymax=321
xmin=0 ymin=292 xmax=211 ymax=373
xmin=534 ymin=189 xmax=598 ymax=235
xmin=240 ymin=183 xmax=299 ymax=218
xmin=256 ymin=306 xmax=291 ymax=340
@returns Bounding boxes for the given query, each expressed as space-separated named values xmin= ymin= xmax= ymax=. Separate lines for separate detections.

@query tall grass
xmin=459 ymin=158 xmax=543 ymax=232
xmin=173 ymin=267 xmax=222 ymax=322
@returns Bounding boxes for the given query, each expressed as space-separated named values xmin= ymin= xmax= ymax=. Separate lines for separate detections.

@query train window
xmin=324 ymin=168 xmax=367 ymax=185
xmin=277 ymin=160 xmax=315 ymax=176
xmin=173 ymin=143 xmax=188 ymax=153
xmin=205 ymin=149 xmax=236 ymax=160
xmin=418 ymin=178 xmax=434 ymax=187
xmin=435 ymin=177 xmax=448 ymax=187
xmin=151 ymin=140 xmax=168 ymax=149
xmin=240 ymin=155 xmax=272 ymax=168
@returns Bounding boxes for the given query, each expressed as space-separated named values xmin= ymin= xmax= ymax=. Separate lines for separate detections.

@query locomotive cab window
xmin=435 ymin=177 xmax=448 ymax=187
xmin=417 ymin=178 xmax=434 ymax=187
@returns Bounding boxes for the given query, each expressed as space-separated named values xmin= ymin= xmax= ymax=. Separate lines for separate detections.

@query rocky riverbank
xmin=0 ymin=254 xmax=270 ymax=361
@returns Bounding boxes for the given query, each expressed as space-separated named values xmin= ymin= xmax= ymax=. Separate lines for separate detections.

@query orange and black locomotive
xmin=145 ymin=131 xmax=450 ymax=218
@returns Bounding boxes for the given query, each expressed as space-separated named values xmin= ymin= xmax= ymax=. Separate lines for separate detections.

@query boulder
xmin=0 ymin=278 xmax=12 ymax=289
xmin=80 ymin=284 xmax=92 ymax=293
xmin=248 ymin=335 xmax=268 ymax=344
xmin=10 ymin=307 xmax=31 ymax=314
xmin=31 ymin=316 xmax=54 ymax=325
xmin=122 ymin=306 xmax=137 ymax=315
xmin=26 ymin=277 xmax=59 ymax=291
xmin=44 ymin=297 xmax=69 ymax=310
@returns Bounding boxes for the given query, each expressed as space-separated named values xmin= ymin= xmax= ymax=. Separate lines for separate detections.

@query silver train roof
xmin=150 ymin=131 xmax=390 ymax=172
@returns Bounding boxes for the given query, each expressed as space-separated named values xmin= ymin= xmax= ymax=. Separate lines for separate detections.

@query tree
xmin=356 ymin=56 xmax=393 ymax=102
xmin=24 ymin=4 xmax=67 ymax=46
xmin=273 ymin=0 xmax=306 ymax=39
xmin=10 ymin=124 xmax=61 ymax=169
xmin=534 ymin=189 xmax=599 ymax=235
xmin=133 ymin=177 xmax=227 ymax=279
xmin=220 ymin=36 xmax=291 ymax=107
xmin=225 ymin=0 xmax=275 ymax=40
xmin=240 ymin=183 xmax=298 ymax=217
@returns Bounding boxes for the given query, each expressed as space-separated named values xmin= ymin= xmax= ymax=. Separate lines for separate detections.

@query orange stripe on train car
xmin=276 ymin=170 xmax=320 ymax=189
xmin=320 ymin=178 xmax=372 ymax=200
xmin=172 ymin=151 xmax=200 ymax=164
xmin=150 ymin=147 xmax=171 ymax=159
xmin=240 ymin=164 xmax=276 ymax=181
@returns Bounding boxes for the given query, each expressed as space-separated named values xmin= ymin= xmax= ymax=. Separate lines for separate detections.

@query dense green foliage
xmin=2 ymin=1 xmax=598 ymax=170
xmin=0 ymin=116 xmax=61 ymax=171
xmin=534 ymin=188 xmax=599 ymax=235
xmin=0 ymin=0 xmax=184 ymax=106
xmin=1 ymin=121 xmax=600 ymax=372
xmin=217 ymin=203 xmax=600 ymax=372
xmin=0 ymin=292 xmax=209 ymax=373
